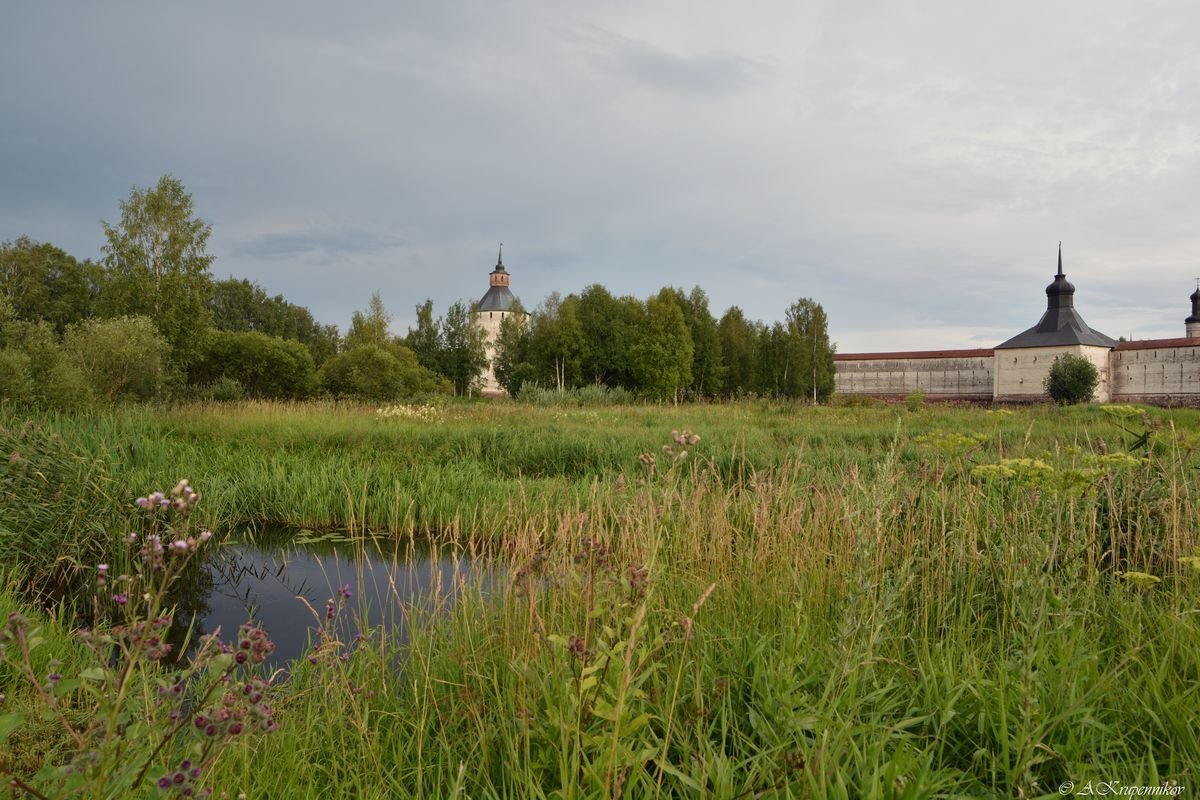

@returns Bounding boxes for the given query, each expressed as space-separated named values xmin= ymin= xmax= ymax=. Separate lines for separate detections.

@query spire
xmin=1056 ymin=241 xmax=1063 ymax=278
xmin=1187 ymin=278 xmax=1200 ymax=326
xmin=497 ymin=242 xmax=504 ymax=270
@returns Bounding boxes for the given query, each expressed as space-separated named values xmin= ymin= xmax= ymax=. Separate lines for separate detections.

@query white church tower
xmin=473 ymin=245 xmax=527 ymax=396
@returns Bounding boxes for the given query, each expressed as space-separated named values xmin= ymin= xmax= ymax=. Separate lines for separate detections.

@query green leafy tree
xmin=493 ymin=306 xmax=532 ymax=395
xmin=629 ymin=289 xmax=693 ymax=402
xmin=754 ymin=321 xmax=788 ymax=396
xmin=1044 ymin=354 xmax=1099 ymax=404
xmin=61 ymin=316 xmax=170 ymax=402
xmin=717 ymin=306 xmax=758 ymax=396
xmin=782 ymin=298 xmax=835 ymax=402
xmin=681 ymin=286 xmax=724 ymax=397
xmin=209 ymin=277 xmax=339 ymax=366
xmin=345 ymin=291 xmax=393 ymax=351
xmin=189 ymin=331 xmax=317 ymax=400
xmin=405 ymin=299 xmax=442 ymax=373
xmin=577 ymin=284 xmax=634 ymax=387
xmin=0 ymin=237 xmax=100 ymax=332
xmin=100 ymin=176 xmax=215 ymax=367
xmin=528 ymin=292 xmax=586 ymax=392
xmin=440 ymin=300 xmax=489 ymax=396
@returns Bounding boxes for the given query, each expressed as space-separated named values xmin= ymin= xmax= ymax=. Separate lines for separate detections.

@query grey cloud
xmin=558 ymin=24 xmax=766 ymax=95
xmin=234 ymin=230 xmax=409 ymax=261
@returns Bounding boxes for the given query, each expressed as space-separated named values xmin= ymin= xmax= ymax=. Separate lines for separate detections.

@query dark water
xmin=178 ymin=530 xmax=490 ymax=672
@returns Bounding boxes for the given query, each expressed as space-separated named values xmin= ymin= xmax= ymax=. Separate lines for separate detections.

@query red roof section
xmin=1114 ymin=336 xmax=1200 ymax=352
xmin=834 ymin=348 xmax=994 ymax=362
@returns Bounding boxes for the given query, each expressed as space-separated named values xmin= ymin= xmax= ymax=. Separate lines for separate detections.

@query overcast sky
xmin=3 ymin=1 xmax=1199 ymax=351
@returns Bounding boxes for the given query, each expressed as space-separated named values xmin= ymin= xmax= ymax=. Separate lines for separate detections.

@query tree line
xmin=490 ymin=286 xmax=835 ymax=402
xmin=1 ymin=176 xmax=835 ymax=407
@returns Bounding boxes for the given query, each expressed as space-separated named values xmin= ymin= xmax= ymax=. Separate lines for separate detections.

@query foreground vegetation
xmin=2 ymin=400 xmax=1199 ymax=797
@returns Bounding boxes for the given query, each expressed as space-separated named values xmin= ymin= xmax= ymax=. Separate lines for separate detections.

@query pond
xmin=178 ymin=529 xmax=494 ymax=672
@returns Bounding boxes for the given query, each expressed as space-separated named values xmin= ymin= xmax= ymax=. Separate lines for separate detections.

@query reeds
xmin=2 ymin=400 xmax=1199 ymax=796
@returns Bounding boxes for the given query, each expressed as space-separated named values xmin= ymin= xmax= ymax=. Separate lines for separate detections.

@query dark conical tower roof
xmin=996 ymin=244 xmax=1117 ymax=349
xmin=1187 ymin=280 xmax=1200 ymax=325
xmin=477 ymin=243 xmax=518 ymax=312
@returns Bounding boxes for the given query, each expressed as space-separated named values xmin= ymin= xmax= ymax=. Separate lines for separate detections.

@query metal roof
xmin=834 ymin=348 xmax=994 ymax=361
xmin=477 ymin=285 xmax=517 ymax=312
xmin=995 ymin=247 xmax=1117 ymax=350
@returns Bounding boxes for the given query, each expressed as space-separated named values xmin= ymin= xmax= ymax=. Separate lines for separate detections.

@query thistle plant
xmin=0 ymin=481 xmax=276 ymax=799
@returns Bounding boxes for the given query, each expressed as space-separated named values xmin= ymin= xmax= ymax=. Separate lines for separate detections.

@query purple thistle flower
xmin=338 ymin=583 xmax=352 ymax=599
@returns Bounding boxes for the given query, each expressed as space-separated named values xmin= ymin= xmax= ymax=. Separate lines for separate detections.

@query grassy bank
xmin=2 ymin=399 xmax=1199 ymax=796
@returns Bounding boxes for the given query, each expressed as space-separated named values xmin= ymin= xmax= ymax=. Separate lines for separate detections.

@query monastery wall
xmin=833 ymin=349 xmax=994 ymax=399
xmin=993 ymin=344 xmax=1112 ymax=403
xmin=1111 ymin=338 xmax=1200 ymax=405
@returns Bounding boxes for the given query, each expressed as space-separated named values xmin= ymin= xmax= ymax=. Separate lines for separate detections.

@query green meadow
xmin=2 ymin=399 xmax=1199 ymax=798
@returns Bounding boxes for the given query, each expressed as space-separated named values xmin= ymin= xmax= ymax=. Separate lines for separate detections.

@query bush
xmin=0 ymin=349 xmax=35 ymax=404
xmin=61 ymin=316 xmax=169 ymax=402
xmin=195 ymin=376 xmax=245 ymax=403
xmin=905 ymin=389 xmax=926 ymax=412
xmin=1044 ymin=353 xmax=1099 ymax=404
xmin=190 ymin=331 xmax=316 ymax=400
xmin=318 ymin=344 xmax=450 ymax=402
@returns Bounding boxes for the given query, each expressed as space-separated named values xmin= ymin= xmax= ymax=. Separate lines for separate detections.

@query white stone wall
xmin=834 ymin=355 xmax=994 ymax=398
xmin=1111 ymin=345 xmax=1200 ymax=400
xmin=476 ymin=310 xmax=505 ymax=395
xmin=475 ymin=309 xmax=526 ymax=396
xmin=992 ymin=344 xmax=1111 ymax=402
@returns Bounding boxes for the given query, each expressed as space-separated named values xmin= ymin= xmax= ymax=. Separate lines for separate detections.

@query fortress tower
xmin=1187 ymin=282 xmax=1200 ymax=338
xmin=473 ymin=245 xmax=527 ymax=396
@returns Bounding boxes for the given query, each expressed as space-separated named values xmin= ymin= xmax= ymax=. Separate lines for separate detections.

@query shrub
xmin=1044 ymin=353 xmax=1099 ymax=404
xmin=197 ymin=331 xmax=314 ymax=399
xmin=41 ymin=362 xmax=96 ymax=410
xmin=905 ymin=389 xmax=926 ymax=412
xmin=0 ymin=349 xmax=35 ymax=404
xmin=61 ymin=316 xmax=169 ymax=402
xmin=319 ymin=344 xmax=450 ymax=401
xmin=190 ymin=330 xmax=316 ymax=400
xmin=195 ymin=376 xmax=245 ymax=403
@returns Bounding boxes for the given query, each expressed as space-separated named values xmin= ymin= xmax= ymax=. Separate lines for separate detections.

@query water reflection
xmin=184 ymin=529 xmax=488 ymax=672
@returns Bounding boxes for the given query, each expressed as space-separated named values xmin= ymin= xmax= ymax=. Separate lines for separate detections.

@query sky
xmin=3 ymin=1 xmax=1199 ymax=352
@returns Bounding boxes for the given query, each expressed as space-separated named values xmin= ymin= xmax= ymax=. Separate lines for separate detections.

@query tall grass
xmin=2 ymin=400 xmax=1198 ymax=796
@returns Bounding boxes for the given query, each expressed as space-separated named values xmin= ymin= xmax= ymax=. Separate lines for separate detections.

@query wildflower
xmin=338 ymin=583 xmax=352 ymax=599
xmin=97 ymin=564 xmax=109 ymax=575
xmin=199 ymin=530 xmax=213 ymax=543
xmin=1119 ymin=571 xmax=1161 ymax=588
xmin=111 ymin=593 xmax=128 ymax=606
